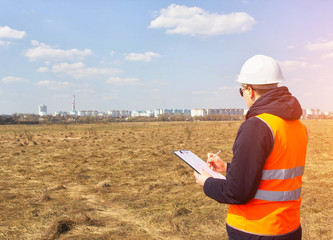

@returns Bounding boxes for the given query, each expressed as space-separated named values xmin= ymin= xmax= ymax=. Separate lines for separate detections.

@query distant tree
xmin=0 ymin=115 xmax=15 ymax=124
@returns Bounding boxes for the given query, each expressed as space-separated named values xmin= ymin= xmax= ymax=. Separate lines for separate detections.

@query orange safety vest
xmin=226 ymin=113 xmax=308 ymax=236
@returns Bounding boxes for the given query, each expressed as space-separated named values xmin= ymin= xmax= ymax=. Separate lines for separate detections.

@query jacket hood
xmin=246 ymin=86 xmax=302 ymax=120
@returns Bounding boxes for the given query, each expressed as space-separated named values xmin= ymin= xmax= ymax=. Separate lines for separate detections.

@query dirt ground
xmin=0 ymin=120 xmax=332 ymax=240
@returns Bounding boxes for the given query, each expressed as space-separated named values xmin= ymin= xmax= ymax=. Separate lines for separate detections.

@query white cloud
xmin=321 ymin=52 xmax=333 ymax=59
xmin=0 ymin=26 xmax=26 ymax=39
xmin=73 ymin=88 xmax=95 ymax=94
xmin=125 ymin=52 xmax=160 ymax=62
xmin=1 ymin=76 xmax=29 ymax=83
xmin=192 ymin=90 xmax=211 ymax=95
xmin=277 ymin=60 xmax=308 ymax=72
xmin=149 ymin=4 xmax=256 ymax=36
xmin=51 ymin=62 xmax=85 ymax=72
xmin=41 ymin=62 xmax=121 ymax=79
xmin=37 ymin=67 xmax=49 ymax=72
xmin=35 ymin=80 xmax=71 ymax=90
xmin=110 ymin=50 xmax=115 ymax=56
xmin=305 ymin=39 xmax=333 ymax=59
xmin=106 ymin=77 xmax=139 ymax=85
xmin=192 ymin=86 xmax=235 ymax=95
xmin=306 ymin=39 xmax=333 ymax=51
xmin=31 ymin=40 xmax=40 ymax=46
xmin=25 ymin=41 xmax=92 ymax=61
xmin=0 ymin=40 xmax=12 ymax=46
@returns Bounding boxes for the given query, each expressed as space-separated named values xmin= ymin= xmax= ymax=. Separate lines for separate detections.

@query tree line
xmin=0 ymin=113 xmax=247 ymax=125
xmin=2 ymin=113 xmax=332 ymax=125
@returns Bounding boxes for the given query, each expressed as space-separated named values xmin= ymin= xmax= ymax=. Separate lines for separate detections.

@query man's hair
xmin=242 ymin=83 xmax=278 ymax=96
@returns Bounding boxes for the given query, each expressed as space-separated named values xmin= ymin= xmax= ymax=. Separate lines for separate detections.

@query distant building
xmin=323 ymin=111 xmax=333 ymax=117
xmin=53 ymin=111 xmax=67 ymax=117
xmin=78 ymin=110 xmax=98 ymax=117
xmin=207 ymin=108 xmax=244 ymax=115
xmin=306 ymin=109 xmax=320 ymax=116
xmin=132 ymin=110 xmax=154 ymax=117
xmin=191 ymin=108 xmax=245 ymax=117
xmin=302 ymin=108 xmax=321 ymax=118
xmin=97 ymin=112 xmax=107 ymax=117
xmin=154 ymin=109 xmax=191 ymax=117
xmin=108 ymin=110 xmax=131 ymax=118
xmin=154 ymin=109 xmax=164 ymax=117
xmin=38 ymin=105 xmax=47 ymax=116
xmin=191 ymin=109 xmax=207 ymax=117
xmin=68 ymin=111 xmax=78 ymax=116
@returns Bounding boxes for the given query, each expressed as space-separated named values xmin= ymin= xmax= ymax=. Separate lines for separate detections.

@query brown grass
xmin=0 ymin=120 xmax=332 ymax=239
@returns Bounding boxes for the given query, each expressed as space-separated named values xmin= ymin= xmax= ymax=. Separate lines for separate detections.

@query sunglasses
xmin=239 ymin=88 xmax=246 ymax=97
xmin=239 ymin=86 xmax=255 ymax=97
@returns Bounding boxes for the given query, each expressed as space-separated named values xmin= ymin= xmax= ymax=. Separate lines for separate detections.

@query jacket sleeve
xmin=203 ymin=117 xmax=274 ymax=204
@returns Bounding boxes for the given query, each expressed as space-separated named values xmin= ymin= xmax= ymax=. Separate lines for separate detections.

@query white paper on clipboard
xmin=173 ymin=150 xmax=225 ymax=179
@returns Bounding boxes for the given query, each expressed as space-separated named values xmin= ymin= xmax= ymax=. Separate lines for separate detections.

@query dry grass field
xmin=0 ymin=120 xmax=332 ymax=240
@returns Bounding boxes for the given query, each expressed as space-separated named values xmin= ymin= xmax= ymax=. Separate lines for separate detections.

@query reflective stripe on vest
xmin=254 ymin=187 xmax=302 ymax=201
xmin=261 ymin=166 xmax=305 ymax=180
xmin=254 ymin=166 xmax=304 ymax=201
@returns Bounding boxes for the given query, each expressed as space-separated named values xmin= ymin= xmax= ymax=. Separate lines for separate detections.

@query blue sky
xmin=1 ymin=0 xmax=333 ymax=114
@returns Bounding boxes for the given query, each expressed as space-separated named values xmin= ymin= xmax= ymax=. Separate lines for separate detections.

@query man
xmin=194 ymin=55 xmax=308 ymax=240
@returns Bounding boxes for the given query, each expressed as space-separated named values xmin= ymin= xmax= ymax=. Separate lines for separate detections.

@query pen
xmin=216 ymin=149 xmax=221 ymax=155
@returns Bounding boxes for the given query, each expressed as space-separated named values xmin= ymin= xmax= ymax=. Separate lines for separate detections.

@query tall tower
xmin=72 ymin=95 xmax=76 ymax=112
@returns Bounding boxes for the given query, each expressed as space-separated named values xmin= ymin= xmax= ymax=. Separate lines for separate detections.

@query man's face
xmin=240 ymin=84 xmax=254 ymax=108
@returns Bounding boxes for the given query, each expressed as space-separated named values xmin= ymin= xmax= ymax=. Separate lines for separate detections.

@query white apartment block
xmin=302 ymin=108 xmax=323 ymax=119
xmin=38 ymin=104 xmax=47 ymax=116
xmin=154 ymin=109 xmax=164 ymax=117
xmin=304 ymin=109 xmax=321 ymax=116
xmin=207 ymin=108 xmax=244 ymax=115
xmin=154 ymin=109 xmax=191 ymax=117
xmin=191 ymin=109 xmax=207 ymax=117
xmin=191 ymin=108 xmax=245 ymax=117
xmin=78 ymin=110 xmax=98 ymax=117
xmin=108 ymin=110 xmax=131 ymax=118
xmin=132 ymin=110 xmax=154 ymax=117
xmin=53 ymin=111 xmax=67 ymax=117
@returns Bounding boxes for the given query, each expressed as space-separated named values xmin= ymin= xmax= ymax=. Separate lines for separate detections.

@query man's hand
xmin=194 ymin=170 xmax=212 ymax=187
xmin=207 ymin=153 xmax=227 ymax=173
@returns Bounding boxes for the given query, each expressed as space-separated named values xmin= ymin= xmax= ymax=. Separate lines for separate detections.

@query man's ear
xmin=248 ymin=87 xmax=255 ymax=98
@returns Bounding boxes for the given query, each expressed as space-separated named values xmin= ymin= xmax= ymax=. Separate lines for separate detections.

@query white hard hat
xmin=236 ymin=55 xmax=284 ymax=85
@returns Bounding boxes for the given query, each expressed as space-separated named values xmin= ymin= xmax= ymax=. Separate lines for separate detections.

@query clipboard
xmin=173 ymin=150 xmax=225 ymax=179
